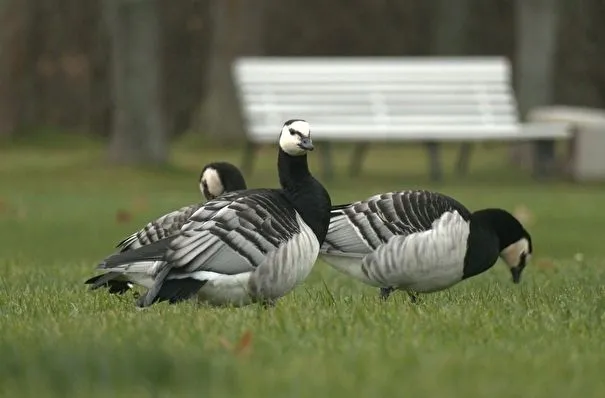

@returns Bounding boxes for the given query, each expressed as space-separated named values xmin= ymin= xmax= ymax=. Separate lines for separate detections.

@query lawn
xmin=1 ymin=136 xmax=605 ymax=397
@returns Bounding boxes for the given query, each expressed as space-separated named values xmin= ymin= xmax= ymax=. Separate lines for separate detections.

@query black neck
xmin=471 ymin=209 xmax=524 ymax=251
xmin=223 ymin=175 xmax=247 ymax=193
xmin=462 ymin=212 xmax=501 ymax=279
xmin=278 ymin=148 xmax=312 ymax=191
xmin=277 ymin=148 xmax=331 ymax=243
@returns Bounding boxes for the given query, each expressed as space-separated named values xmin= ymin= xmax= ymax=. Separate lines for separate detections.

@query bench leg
xmin=425 ymin=142 xmax=443 ymax=182
xmin=349 ymin=143 xmax=370 ymax=177
xmin=241 ymin=140 xmax=258 ymax=175
xmin=320 ymin=141 xmax=333 ymax=181
xmin=455 ymin=143 xmax=473 ymax=176
xmin=532 ymin=139 xmax=557 ymax=180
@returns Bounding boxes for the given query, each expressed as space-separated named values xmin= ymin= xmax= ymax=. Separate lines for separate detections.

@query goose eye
xmin=289 ymin=128 xmax=297 ymax=136
xmin=518 ymin=252 xmax=528 ymax=268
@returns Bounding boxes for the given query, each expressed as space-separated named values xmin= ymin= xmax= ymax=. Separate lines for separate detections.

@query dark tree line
xmin=0 ymin=0 xmax=603 ymax=165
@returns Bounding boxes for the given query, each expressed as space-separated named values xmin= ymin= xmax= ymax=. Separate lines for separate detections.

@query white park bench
xmin=232 ymin=56 xmax=571 ymax=181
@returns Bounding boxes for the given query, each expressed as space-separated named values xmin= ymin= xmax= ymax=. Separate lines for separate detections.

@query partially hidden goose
xmin=84 ymin=161 xmax=247 ymax=295
xmin=90 ymin=119 xmax=332 ymax=308
xmin=319 ymin=190 xmax=533 ymax=301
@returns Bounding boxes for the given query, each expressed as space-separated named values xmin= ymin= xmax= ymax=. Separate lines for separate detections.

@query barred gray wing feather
xmin=361 ymin=210 xmax=470 ymax=290
xmin=160 ymin=189 xmax=301 ymax=276
xmin=321 ymin=190 xmax=471 ymax=255
xmin=116 ymin=203 xmax=202 ymax=252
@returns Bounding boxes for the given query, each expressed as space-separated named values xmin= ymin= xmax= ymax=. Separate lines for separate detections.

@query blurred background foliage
xmin=0 ymin=0 xmax=602 ymax=144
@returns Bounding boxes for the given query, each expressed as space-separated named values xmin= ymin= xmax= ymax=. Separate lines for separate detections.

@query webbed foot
xmin=379 ymin=287 xmax=394 ymax=301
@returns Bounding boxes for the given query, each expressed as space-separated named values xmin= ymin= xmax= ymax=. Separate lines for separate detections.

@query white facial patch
xmin=500 ymin=238 xmax=531 ymax=269
xmin=279 ymin=120 xmax=311 ymax=156
xmin=200 ymin=167 xmax=224 ymax=199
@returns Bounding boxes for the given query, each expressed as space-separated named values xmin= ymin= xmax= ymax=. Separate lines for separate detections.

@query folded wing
xmin=321 ymin=190 xmax=472 ymax=255
xmin=99 ymin=189 xmax=301 ymax=281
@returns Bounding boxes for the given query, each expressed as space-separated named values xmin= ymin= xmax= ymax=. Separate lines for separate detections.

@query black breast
xmin=285 ymin=178 xmax=332 ymax=244
xmin=462 ymin=221 xmax=500 ymax=279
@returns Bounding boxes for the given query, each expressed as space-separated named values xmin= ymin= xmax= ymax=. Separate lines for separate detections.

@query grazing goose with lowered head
xmin=320 ymin=190 xmax=533 ymax=301
xmin=92 ymin=119 xmax=331 ymax=308
xmin=84 ymin=161 xmax=247 ymax=295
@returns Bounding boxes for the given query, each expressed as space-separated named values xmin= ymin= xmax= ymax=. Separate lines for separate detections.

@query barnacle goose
xmin=320 ymin=190 xmax=533 ymax=301
xmin=84 ymin=161 xmax=247 ymax=295
xmin=91 ymin=119 xmax=332 ymax=308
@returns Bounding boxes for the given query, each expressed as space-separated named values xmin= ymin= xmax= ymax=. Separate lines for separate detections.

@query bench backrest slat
xmin=233 ymin=56 xmax=521 ymax=141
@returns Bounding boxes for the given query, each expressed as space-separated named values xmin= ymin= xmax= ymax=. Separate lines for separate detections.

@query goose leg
xmin=407 ymin=292 xmax=418 ymax=304
xmin=379 ymin=287 xmax=394 ymax=301
xmin=260 ymin=299 xmax=277 ymax=309
xmin=135 ymin=292 xmax=148 ymax=307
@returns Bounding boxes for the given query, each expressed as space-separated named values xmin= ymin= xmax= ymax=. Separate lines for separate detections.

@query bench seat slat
xmin=242 ymin=93 xmax=515 ymax=105
xmin=240 ymin=84 xmax=510 ymax=93
xmin=237 ymin=76 xmax=510 ymax=84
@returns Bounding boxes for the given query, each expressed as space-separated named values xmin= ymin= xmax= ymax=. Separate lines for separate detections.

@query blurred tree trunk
xmin=0 ymin=0 xmax=24 ymax=137
xmin=105 ymin=0 xmax=167 ymax=164
xmin=198 ymin=0 xmax=266 ymax=139
xmin=159 ymin=0 xmax=213 ymax=138
xmin=554 ymin=0 xmax=603 ymax=107
xmin=431 ymin=0 xmax=471 ymax=176
xmin=431 ymin=0 xmax=470 ymax=54
xmin=511 ymin=0 xmax=559 ymax=175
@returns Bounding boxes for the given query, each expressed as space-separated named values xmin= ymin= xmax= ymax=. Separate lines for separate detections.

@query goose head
xmin=199 ymin=162 xmax=247 ymax=200
xmin=501 ymin=234 xmax=533 ymax=284
xmin=279 ymin=119 xmax=314 ymax=156
xmin=491 ymin=209 xmax=533 ymax=284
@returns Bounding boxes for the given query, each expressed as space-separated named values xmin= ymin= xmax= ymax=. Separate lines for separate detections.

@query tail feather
xmin=115 ymin=233 xmax=140 ymax=251
xmin=84 ymin=272 xmax=133 ymax=294
xmin=138 ymin=266 xmax=172 ymax=307
xmin=137 ymin=277 xmax=207 ymax=307
xmin=98 ymin=236 xmax=175 ymax=269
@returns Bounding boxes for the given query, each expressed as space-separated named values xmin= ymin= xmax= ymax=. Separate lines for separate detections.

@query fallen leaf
xmin=234 ymin=330 xmax=253 ymax=356
xmin=16 ymin=205 xmax=27 ymax=220
xmin=218 ymin=337 xmax=233 ymax=351
xmin=536 ymin=258 xmax=555 ymax=270
xmin=60 ymin=53 xmax=89 ymax=79
xmin=131 ymin=196 xmax=149 ymax=212
xmin=218 ymin=330 xmax=253 ymax=357
xmin=115 ymin=209 xmax=132 ymax=224
xmin=0 ymin=198 xmax=9 ymax=214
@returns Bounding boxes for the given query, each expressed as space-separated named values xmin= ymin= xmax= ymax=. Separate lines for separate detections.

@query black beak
xmin=298 ymin=137 xmax=314 ymax=151
xmin=510 ymin=252 xmax=528 ymax=284
xmin=201 ymin=183 xmax=211 ymax=200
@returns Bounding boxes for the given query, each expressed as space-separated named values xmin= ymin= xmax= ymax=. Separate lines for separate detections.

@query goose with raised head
xmin=84 ymin=161 xmax=247 ymax=295
xmin=91 ymin=120 xmax=332 ymax=308
xmin=320 ymin=190 xmax=533 ymax=301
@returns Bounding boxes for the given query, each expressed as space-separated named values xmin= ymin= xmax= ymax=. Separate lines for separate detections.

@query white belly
xmin=319 ymin=253 xmax=381 ymax=287
xmin=362 ymin=233 xmax=467 ymax=293
xmin=191 ymin=271 xmax=254 ymax=307
xmin=394 ymin=266 xmax=464 ymax=293
xmin=249 ymin=219 xmax=320 ymax=301
xmin=185 ymin=215 xmax=321 ymax=306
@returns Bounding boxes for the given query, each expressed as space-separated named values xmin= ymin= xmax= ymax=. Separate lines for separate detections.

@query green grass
xmin=1 ymin=136 xmax=605 ymax=397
